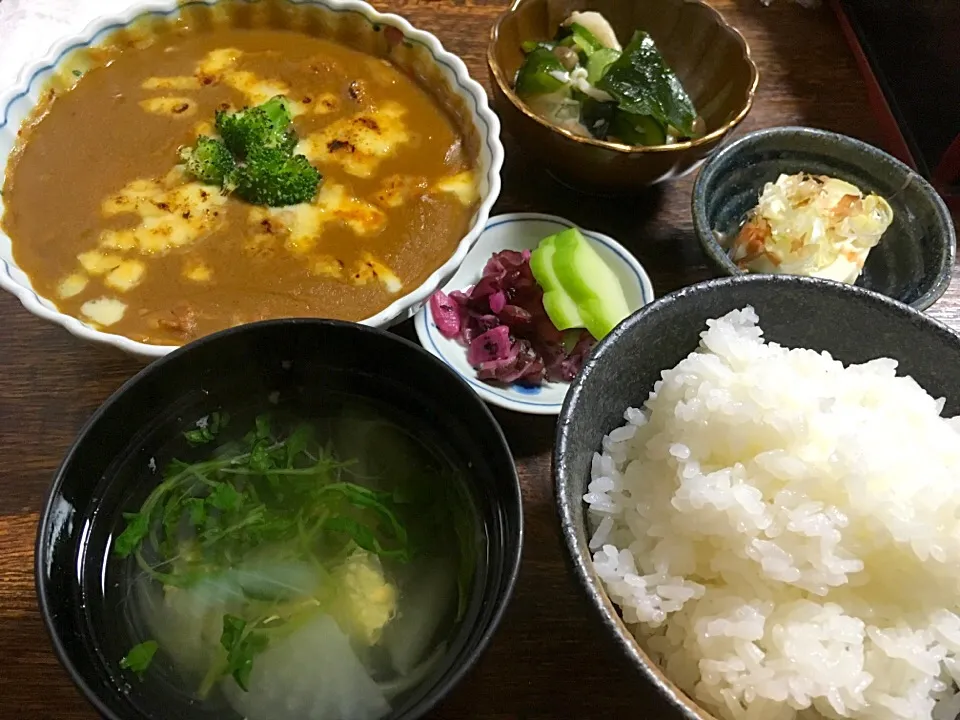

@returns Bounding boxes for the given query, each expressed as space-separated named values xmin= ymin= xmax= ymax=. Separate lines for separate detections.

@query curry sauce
xmin=1 ymin=26 xmax=478 ymax=345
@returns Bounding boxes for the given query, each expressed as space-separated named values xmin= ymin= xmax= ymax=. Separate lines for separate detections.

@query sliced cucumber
xmin=633 ymin=114 xmax=667 ymax=145
xmin=610 ymin=111 xmax=668 ymax=146
xmin=550 ymin=228 xmax=631 ymax=339
xmin=515 ymin=48 xmax=567 ymax=97
xmin=530 ymin=232 xmax=585 ymax=331
xmin=586 ymin=48 xmax=620 ymax=85
xmin=568 ymin=23 xmax=604 ymax=56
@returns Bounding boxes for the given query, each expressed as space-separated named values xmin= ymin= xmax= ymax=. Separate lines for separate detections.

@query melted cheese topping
xmin=63 ymin=174 xmax=227 ymax=306
xmin=105 ymin=260 xmax=146 ymax=292
xmin=224 ymin=70 xmax=291 ymax=109
xmin=250 ymin=181 xmax=386 ymax=254
xmin=78 ymin=250 xmax=123 ymax=275
xmin=309 ymin=92 xmax=341 ymax=115
xmin=242 ymin=232 xmax=277 ymax=259
xmin=248 ymin=207 xmax=318 ymax=255
xmin=102 ymin=177 xmax=228 ymax=254
xmin=312 ymin=255 xmax=345 ymax=278
xmin=433 ymin=171 xmax=479 ymax=206
xmin=139 ymin=97 xmax=198 ymax=118
xmin=299 ymin=102 xmax=410 ymax=178
xmin=99 ymin=230 xmax=139 ymax=251
xmin=374 ymin=174 xmax=427 ymax=209
xmin=196 ymin=48 xmax=242 ymax=81
xmin=193 ymin=120 xmax=216 ymax=138
xmin=351 ymin=252 xmax=402 ymax=294
xmin=142 ymin=49 xmax=298 ymax=117
xmin=57 ymin=273 xmax=88 ymax=299
xmin=317 ymin=183 xmax=388 ymax=237
xmin=63 ymin=174 xmax=226 ymax=305
xmin=142 ymin=76 xmax=202 ymax=91
xmin=80 ymin=297 xmax=127 ymax=327
xmin=247 ymin=183 xmax=399 ymax=292
xmin=184 ymin=261 xmax=213 ymax=282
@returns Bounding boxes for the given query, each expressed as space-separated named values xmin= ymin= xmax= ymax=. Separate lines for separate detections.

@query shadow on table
xmin=490 ymin=407 xmax=556 ymax=459
xmin=720 ymin=0 xmax=881 ymax=143
xmin=0 ymin=510 xmax=92 ymax=718
xmin=0 ymin=610 xmax=92 ymax=717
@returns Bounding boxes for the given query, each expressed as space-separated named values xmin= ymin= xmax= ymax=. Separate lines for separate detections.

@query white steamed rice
xmin=585 ymin=306 xmax=960 ymax=720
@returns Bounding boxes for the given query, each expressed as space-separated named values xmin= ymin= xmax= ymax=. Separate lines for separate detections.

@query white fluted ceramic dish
xmin=0 ymin=0 xmax=503 ymax=358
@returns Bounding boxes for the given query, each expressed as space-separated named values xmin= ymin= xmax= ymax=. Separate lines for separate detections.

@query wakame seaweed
xmin=596 ymin=31 xmax=697 ymax=137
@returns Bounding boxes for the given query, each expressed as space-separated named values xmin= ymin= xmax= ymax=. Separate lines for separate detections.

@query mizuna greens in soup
xmin=110 ymin=404 xmax=482 ymax=720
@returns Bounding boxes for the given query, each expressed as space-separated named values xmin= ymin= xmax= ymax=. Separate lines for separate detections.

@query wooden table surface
xmin=1 ymin=1 xmax=958 ymax=718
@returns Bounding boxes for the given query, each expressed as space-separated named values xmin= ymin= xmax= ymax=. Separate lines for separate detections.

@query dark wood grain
xmin=1 ymin=2 xmax=957 ymax=718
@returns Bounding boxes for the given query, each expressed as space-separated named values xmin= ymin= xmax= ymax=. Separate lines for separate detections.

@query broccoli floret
xmin=216 ymin=96 xmax=297 ymax=158
xmin=178 ymin=136 xmax=236 ymax=187
xmin=177 ymin=96 xmax=320 ymax=206
xmin=233 ymin=148 xmax=322 ymax=207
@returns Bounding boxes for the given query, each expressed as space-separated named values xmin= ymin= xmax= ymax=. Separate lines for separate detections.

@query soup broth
xmin=1 ymin=13 xmax=479 ymax=344
xmin=102 ymin=399 xmax=484 ymax=720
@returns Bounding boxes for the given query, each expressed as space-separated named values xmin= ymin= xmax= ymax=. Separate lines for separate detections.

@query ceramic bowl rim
xmin=690 ymin=125 xmax=958 ymax=311
xmin=0 ymin=0 xmax=504 ymax=358
xmin=485 ymin=0 xmax=760 ymax=155
xmin=553 ymin=273 xmax=960 ymax=720
xmin=413 ymin=211 xmax=656 ymax=416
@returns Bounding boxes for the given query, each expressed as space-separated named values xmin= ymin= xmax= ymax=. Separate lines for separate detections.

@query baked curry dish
xmin=1 ymin=8 xmax=480 ymax=345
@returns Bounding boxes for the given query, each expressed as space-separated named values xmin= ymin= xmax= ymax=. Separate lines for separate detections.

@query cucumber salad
xmin=513 ymin=11 xmax=703 ymax=146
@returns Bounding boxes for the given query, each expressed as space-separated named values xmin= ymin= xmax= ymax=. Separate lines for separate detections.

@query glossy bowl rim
xmin=553 ymin=273 xmax=960 ymax=720
xmin=485 ymin=0 xmax=760 ymax=155
xmin=0 ymin=0 xmax=505 ymax=359
xmin=34 ymin=317 xmax=525 ymax=720
xmin=691 ymin=125 xmax=958 ymax=311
